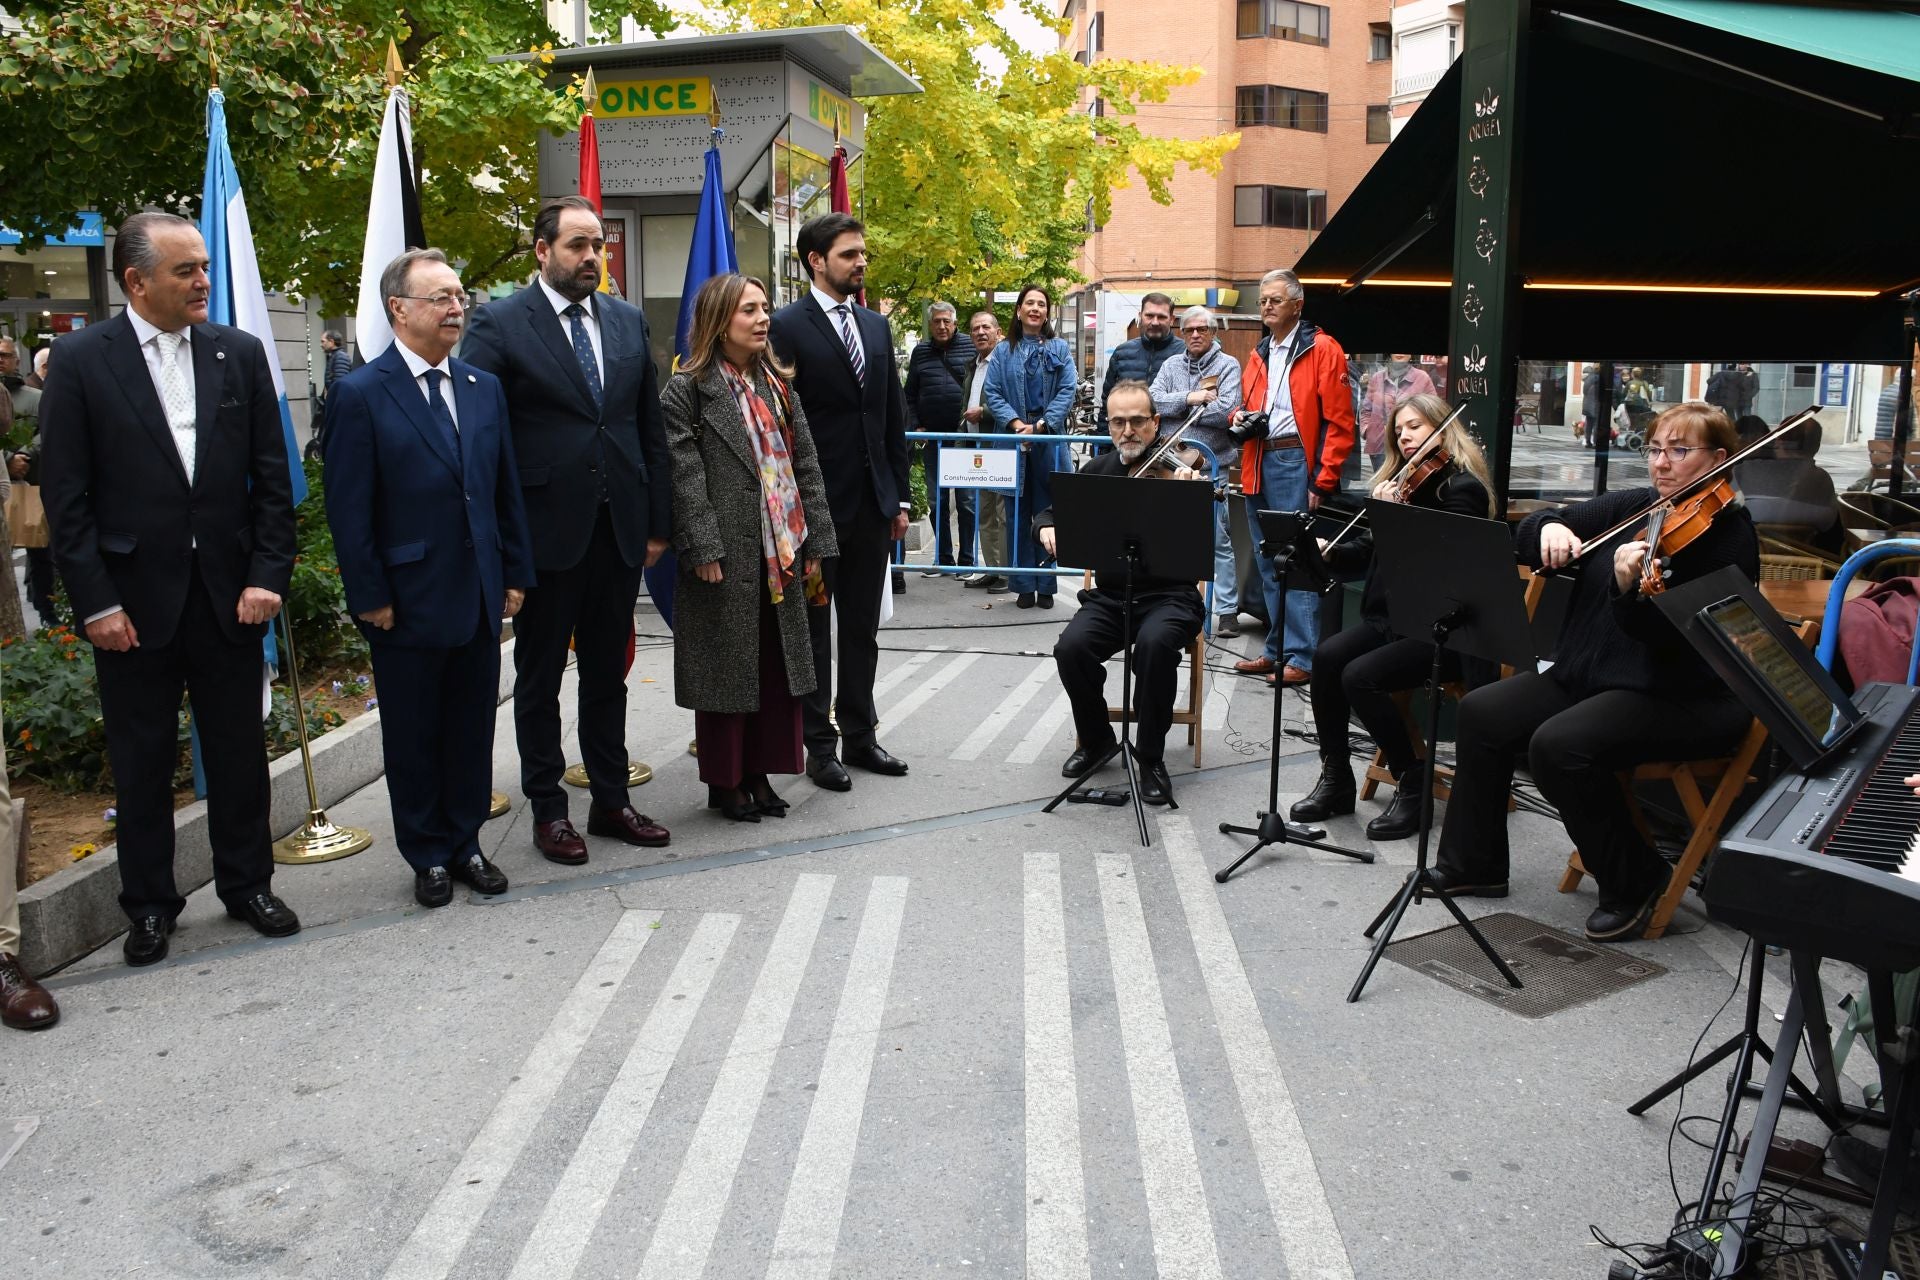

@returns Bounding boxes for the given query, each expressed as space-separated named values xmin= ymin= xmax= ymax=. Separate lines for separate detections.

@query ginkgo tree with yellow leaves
xmin=706 ymin=0 xmax=1238 ymax=307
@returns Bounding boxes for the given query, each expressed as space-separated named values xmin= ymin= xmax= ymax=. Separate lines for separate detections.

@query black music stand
xmin=1215 ymin=508 xmax=1373 ymax=881
xmin=1347 ymin=501 xmax=1535 ymax=1003
xmin=1041 ymin=470 xmax=1213 ymax=847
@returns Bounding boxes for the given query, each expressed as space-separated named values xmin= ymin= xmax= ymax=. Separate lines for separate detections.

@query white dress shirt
xmin=539 ymin=276 xmax=604 ymax=385
xmin=1263 ymin=322 xmax=1301 ymax=439
xmin=811 ymin=283 xmax=867 ymax=371
xmin=968 ymin=356 xmax=990 ymax=411
xmin=126 ymin=306 xmax=198 ymax=475
xmin=393 ymin=339 xmax=459 ymax=431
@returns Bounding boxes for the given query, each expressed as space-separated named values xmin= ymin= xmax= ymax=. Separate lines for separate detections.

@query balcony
xmin=1391 ymin=67 xmax=1445 ymax=99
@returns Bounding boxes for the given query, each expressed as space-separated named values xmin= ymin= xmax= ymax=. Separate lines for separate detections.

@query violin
xmin=1634 ymin=476 xmax=1737 ymax=595
xmin=1393 ymin=444 xmax=1452 ymax=504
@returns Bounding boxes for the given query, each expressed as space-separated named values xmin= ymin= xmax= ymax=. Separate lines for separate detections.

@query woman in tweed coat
xmin=660 ymin=274 xmax=838 ymax=821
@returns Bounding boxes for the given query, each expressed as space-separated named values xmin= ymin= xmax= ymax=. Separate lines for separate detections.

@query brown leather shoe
xmin=0 ymin=951 xmax=59 ymax=1030
xmin=534 ymin=818 xmax=589 ymax=866
xmin=587 ymin=805 xmax=671 ymax=848
xmin=1234 ymin=656 xmax=1276 ymax=675
xmin=1279 ymin=664 xmax=1312 ymax=686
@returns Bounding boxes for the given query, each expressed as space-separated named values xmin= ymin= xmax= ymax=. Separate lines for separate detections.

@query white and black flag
xmin=353 ymin=81 xmax=427 ymax=363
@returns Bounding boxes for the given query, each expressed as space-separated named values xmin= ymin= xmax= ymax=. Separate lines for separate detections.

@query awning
xmin=1294 ymin=1 xmax=1920 ymax=360
xmin=1622 ymin=0 xmax=1920 ymax=85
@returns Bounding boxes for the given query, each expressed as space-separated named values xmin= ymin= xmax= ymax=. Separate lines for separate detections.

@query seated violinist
xmin=1037 ymin=380 xmax=1206 ymax=807
xmin=1293 ymin=394 xmax=1496 ymax=840
xmin=1428 ymin=403 xmax=1758 ymax=942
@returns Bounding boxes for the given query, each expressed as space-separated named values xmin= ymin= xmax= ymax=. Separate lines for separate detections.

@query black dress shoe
xmin=415 ymin=866 xmax=453 ymax=909
xmin=448 ymin=852 xmax=509 ymax=896
xmin=708 ymin=784 xmax=762 ymax=822
xmin=1062 ymin=742 xmax=1114 ymax=778
xmin=807 ymin=754 xmax=852 ymax=791
xmin=1139 ymin=759 xmax=1174 ymax=806
xmin=846 ymin=743 xmax=909 ymax=776
xmin=124 ymin=914 xmax=174 ymax=967
xmin=1422 ymin=864 xmax=1509 ymax=899
xmin=1585 ymin=892 xmax=1658 ymax=942
xmin=1037 ymin=594 xmax=1054 ymax=609
xmin=226 ymin=892 xmax=301 ymax=938
xmin=746 ymin=775 xmax=789 ymax=818
xmin=1289 ymin=756 xmax=1356 ymax=823
xmin=1015 ymin=592 xmax=1036 ymax=609
xmin=1367 ymin=786 xmax=1428 ymax=844
xmin=891 ymin=570 xmax=906 ymax=594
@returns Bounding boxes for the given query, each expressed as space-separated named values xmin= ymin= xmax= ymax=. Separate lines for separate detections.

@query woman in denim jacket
xmin=983 ymin=284 xmax=1075 ymax=607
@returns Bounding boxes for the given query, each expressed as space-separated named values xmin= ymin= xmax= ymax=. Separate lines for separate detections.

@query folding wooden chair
xmin=1081 ymin=570 xmax=1207 ymax=767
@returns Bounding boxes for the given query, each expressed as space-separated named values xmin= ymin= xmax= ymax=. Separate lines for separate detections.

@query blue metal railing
xmin=1816 ymin=538 xmax=1920 ymax=674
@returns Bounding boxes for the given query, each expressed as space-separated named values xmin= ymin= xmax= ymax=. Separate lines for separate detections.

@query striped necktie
xmin=833 ymin=304 xmax=866 ymax=383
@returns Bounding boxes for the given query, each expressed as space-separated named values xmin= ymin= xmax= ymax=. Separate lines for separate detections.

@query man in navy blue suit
xmin=324 ymin=249 xmax=536 ymax=907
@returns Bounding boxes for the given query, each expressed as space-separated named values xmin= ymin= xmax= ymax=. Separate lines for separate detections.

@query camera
xmin=1228 ymin=411 xmax=1269 ymax=444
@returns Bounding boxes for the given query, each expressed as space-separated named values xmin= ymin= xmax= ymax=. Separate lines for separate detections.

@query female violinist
xmin=1427 ymin=402 xmax=1758 ymax=942
xmin=1293 ymin=395 xmax=1496 ymax=840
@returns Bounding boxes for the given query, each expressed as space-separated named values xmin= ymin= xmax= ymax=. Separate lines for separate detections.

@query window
xmin=1233 ymin=185 xmax=1327 ymax=230
xmin=1235 ymin=85 xmax=1329 ymax=131
xmin=1366 ymin=105 xmax=1391 ymax=143
xmin=1087 ymin=11 xmax=1103 ymax=57
xmin=1369 ymin=23 xmax=1391 ymax=61
xmin=1236 ymin=0 xmax=1330 ymax=44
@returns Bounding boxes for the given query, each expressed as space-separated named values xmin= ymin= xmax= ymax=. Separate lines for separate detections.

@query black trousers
xmin=93 ymin=562 xmax=273 ymax=921
xmin=1310 ymin=621 xmax=1459 ymax=779
xmin=513 ymin=506 xmax=642 ymax=821
xmin=368 ymin=603 xmax=499 ymax=873
xmin=806 ymin=502 xmax=892 ymax=756
xmin=25 ymin=546 xmax=58 ymax=620
xmin=1434 ymin=671 xmax=1751 ymax=909
xmin=1055 ymin=588 xmax=1203 ymax=764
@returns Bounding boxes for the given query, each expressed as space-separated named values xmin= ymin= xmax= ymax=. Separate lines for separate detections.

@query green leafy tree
xmin=705 ymin=0 xmax=1237 ymax=310
xmin=0 ymin=0 xmax=672 ymax=310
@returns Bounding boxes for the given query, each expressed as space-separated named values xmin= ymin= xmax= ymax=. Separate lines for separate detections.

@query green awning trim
xmin=1621 ymin=0 xmax=1920 ymax=84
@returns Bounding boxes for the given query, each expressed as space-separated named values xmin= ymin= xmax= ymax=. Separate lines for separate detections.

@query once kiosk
xmin=1348 ymin=500 xmax=1535 ymax=1003
xmin=1041 ymin=470 xmax=1214 ymax=847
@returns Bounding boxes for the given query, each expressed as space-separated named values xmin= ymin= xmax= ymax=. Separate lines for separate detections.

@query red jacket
xmin=1238 ymin=321 xmax=1355 ymax=496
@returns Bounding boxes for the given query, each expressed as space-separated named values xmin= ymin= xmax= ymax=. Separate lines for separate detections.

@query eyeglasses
xmin=1180 ymin=326 xmax=1211 ymax=335
xmin=1258 ymin=295 xmax=1294 ymax=309
xmin=1639 ymin=444 xmax=1699 ymax=463
xmin=399 ymin=291 xmax=467 ymax=310
xmin=1110 ymin=415 xmax=1156 ymax=431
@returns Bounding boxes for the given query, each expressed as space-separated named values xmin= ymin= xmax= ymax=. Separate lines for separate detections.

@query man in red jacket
xmin=1229 ymin=268 xmax=1356 ymax=687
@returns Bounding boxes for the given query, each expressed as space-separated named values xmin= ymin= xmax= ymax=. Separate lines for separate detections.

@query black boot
xmin=1290 ymin=755 xmax=1356 ymax=822
xmin=1365 ymin=768 xmax=1429 ymax=841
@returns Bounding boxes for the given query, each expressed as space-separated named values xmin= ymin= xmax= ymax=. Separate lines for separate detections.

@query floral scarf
xmin=720 ymin=361 xmax=825 ymax=606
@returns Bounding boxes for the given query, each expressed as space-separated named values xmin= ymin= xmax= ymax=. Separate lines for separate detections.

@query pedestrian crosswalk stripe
xmin=507 ymin=912 xmax=741 ymax=1280
xmin=1007 ymin=689 xmax=1074 ymax=766
xmin=767 ymin=876 xmax=911 ymax=1280
xmin=383 ymin=910 xmax=661 ymax=1280
xmin=1094 ymin=851 xmax=1224 ymax=1280
xmin=1160 ymin=815 xmax=1356 ymax=1280
xmin=635 ymin=874 xmax=835 ymax=1280
xmin=1022 ymin=851 xmax=1092 ymax=1280
xmin=951 ymin=661 xmax=1055 ymax=761
xmin=868 ymin=645 xmax=950 ymax=705
xmin=877 ymin=650 xmax=983 ymax=730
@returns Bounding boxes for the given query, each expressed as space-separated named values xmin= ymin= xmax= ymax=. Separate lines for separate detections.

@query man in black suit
xmin=40 ymin=212 xmax=300 ymax=965
xmin=324 ymin=249 xmax=536 ymax=908
xmin=462 ymin=197 xmax=671 ymax=863
xmin=767 ymin=213 xmax=912 ymax=792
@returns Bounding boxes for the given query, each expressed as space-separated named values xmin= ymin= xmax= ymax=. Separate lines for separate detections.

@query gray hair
xmin=1179 ymin=305 xmax=1215 ymax=330
xmin=0 ymin=336 xmax=15 ymax=356
xmin=34 ymin=346 xmax=49 ymax=376
xmin=321 ymin=328 xmax=345 ymax=347
xmin=925 ymin=300 xmax=957 ymax=328
xmin=380 ymin=248 xmax=452 ymax=314
xmin=1260 ymin=267 xmax=1304 ymax=300
xmin=112 ymin=211 xmax=196 ymax=284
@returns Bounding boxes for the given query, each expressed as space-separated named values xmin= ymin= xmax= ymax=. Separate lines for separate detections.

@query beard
xmin=543 ymin=257 xmax=597 ymax=302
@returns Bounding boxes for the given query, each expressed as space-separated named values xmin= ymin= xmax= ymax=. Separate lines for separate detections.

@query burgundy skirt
xmin=693 ymin=596 xmax=803 ymax=786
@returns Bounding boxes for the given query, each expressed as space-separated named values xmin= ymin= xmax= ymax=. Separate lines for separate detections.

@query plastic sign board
xmin=938 ymin=446 xmax=1020 ymax=489
xmin=593 ymin=76 xmax=712 ymax=119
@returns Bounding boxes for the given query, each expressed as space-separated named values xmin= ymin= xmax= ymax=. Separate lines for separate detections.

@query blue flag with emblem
xmin=673 ymin=133 xmax=739 ymax=363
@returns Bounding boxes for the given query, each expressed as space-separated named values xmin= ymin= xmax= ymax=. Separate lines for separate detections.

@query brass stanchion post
xmin=272 ymin=614 xmax=374 ymax=864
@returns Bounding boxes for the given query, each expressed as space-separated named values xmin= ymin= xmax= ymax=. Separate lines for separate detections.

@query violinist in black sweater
xmin=1293 ymin=395 xmax=1497 ymax=841
xmin=1428 ymin=403 xmax=1758 ymax=941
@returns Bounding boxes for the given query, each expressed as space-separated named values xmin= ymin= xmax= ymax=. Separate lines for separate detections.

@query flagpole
xmin=271 ymin=613 xmax=373 ymax=863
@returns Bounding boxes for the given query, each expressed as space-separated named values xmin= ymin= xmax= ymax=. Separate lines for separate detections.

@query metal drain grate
xmin=1762 ymin=1229 xmax=1919 ymax=1278
xmin=1383 ymin=912 xmax=1666 ymax=1018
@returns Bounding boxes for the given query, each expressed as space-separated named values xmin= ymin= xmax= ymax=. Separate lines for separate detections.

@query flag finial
xmin=708 ymin=87 xmax=723 ymax=131
xmin=385 ymin=40 xmax=405 ymax=88
xmin=582 ymin=67 xmax=598 ymax=110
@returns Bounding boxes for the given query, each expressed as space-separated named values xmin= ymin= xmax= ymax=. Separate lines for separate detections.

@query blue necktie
xmin=564 ymin=302 xmax=604 ymax=407
xmin=422 ymin=369 xmax=462 ymax=465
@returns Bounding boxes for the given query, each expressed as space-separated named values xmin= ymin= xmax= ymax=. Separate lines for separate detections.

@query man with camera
xmin=1225 ymin=269 xmax=1355 ymax=688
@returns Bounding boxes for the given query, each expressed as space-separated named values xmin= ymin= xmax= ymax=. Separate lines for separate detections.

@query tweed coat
xmin=661 ymin=363 xmax=839 ymax=715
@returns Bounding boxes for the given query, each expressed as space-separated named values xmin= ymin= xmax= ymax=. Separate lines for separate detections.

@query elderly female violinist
xmin=1427 ymin=402 xmax=1758 ymax=941
xmin=1292 ymin=394 xmax=1496 ymax=840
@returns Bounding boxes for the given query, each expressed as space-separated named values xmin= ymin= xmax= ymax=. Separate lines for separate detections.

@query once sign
xmin=596 ymin=76 xmax=713 ymax=119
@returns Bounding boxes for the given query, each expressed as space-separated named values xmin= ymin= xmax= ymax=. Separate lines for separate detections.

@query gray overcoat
xmin=660 ymin=364 xmax=839 ymax=714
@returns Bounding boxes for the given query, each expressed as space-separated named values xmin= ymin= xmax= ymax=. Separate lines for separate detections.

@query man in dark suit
xmin=462 ymin=197 xmax=671 ymax=863
xmin=324 ymin=249 xmax=536 ymax=908
xmin=40 ymin=212 xmax=300 ymax=966
xmin=768 ymin=213 xmax=912 ymax=792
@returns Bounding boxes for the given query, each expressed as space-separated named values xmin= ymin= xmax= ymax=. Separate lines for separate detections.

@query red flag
xmin=828 ymin=140 xmax=866 ymax=309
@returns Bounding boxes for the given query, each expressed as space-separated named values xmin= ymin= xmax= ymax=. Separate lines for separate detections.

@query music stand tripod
xmin=1216 ymin=508 xmax=1373 ymax=881
xmin=1348 ymin=501 xmax=1535 ymax=1003
xmin=1041 ymin=470 xmax=1214 ymax=848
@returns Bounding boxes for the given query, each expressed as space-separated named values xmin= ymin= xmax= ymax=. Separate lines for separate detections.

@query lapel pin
xmin=215 ymin=350 xmax=226 ymax=360
xmin=467 ymin=374 xmax=476 ymax=383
